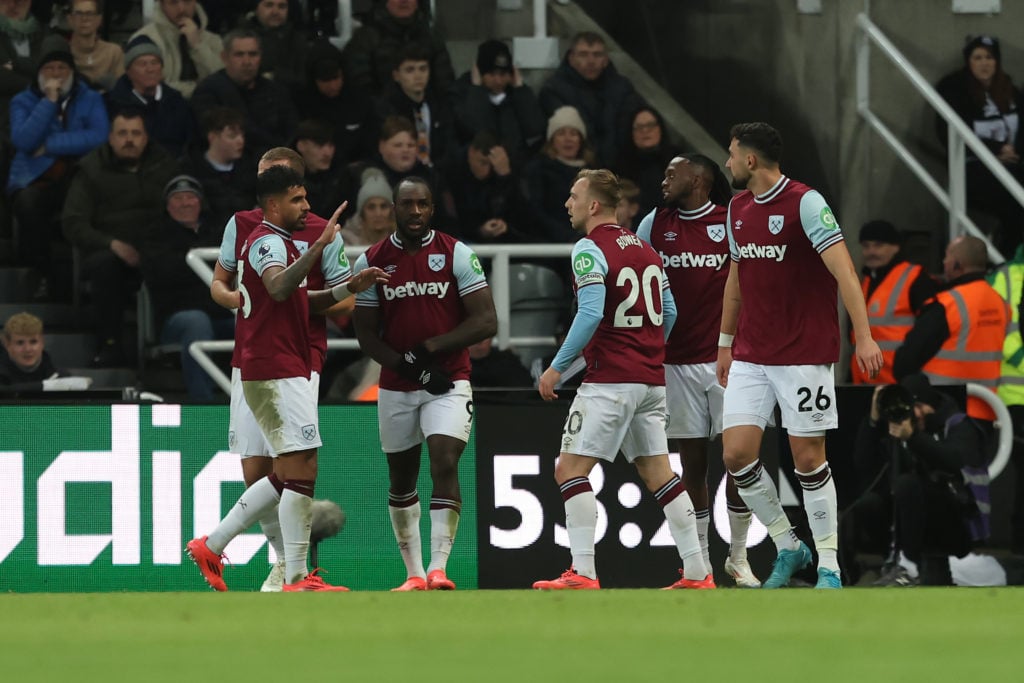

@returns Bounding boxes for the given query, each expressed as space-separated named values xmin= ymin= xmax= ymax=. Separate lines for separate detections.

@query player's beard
xmin=730 ymin=173 xmax=750 ymax=191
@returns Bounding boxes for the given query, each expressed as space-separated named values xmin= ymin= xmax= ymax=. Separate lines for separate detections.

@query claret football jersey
xmin=353 ymin=230 xmax=489 ymax=391
xmin=637 ymin=201 xmax=729 ymax=364
xmin=726 ymin=176 xmax=843 ymax=365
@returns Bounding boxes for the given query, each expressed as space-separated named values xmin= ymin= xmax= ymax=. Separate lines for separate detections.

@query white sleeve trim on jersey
xmin=460 ymin=280 xmax=490 ymax=297
xmin=726 ymin=198 xmax=741 ymax=262
xmin=800 ymin=190 xmax=845 ymax=254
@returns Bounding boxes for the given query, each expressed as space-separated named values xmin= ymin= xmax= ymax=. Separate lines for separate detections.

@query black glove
xmin=396 ymin=344 xmax=431 ymax=382
xmin=396 ymin=345 xmax=454 ymax=395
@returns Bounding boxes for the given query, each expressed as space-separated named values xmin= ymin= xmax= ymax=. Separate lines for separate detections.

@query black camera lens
xmin=877 ymin=384 xmax=914 ymax=422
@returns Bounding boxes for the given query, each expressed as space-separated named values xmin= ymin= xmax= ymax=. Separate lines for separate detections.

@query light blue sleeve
xmin=799 ymin=190 xmax=845 ymax=253
xmin=453 ymin=241 xmax=489 ymax=296
xmin=726 ymin=198 xmax=740 ymax=261
xmin=218 ymin=216 xmax=238 ymax=271
xmin=321 ymin=232 xmax=352 ymax=286
xmin=635 ymin=208 xmax=657 ymax=245
xmin=570 ymin=239 xmax=608 ymax=289
xmin=247 ymin=233 xmax=287 ymax=276
xmin=551 ymin=283 xmax=605 ymax=372
xmin=352 ymin=253 xmax=379 ymax=307
xmin=662 ymin=279 xmax=677 ymax=340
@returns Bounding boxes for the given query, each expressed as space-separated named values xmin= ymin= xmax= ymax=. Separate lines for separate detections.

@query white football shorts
xmin=377 ymin=380 xmax=474 ymax=453
xmin=229 ymin=367 xmax=270 ymax=457
xmin=722 ymin=360 xmax=837 ymax=437
xmin=665 ymin=362 xmax=724 ymax=439
xmin=560 ymin=382 xmax=668 ymax=463
xmin=230 ymin=369 xmax=321 ymax=457
xmin=241 ymin=373 xmax=322 ymax=455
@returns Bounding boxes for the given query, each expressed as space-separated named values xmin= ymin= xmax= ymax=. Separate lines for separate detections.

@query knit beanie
xmin=124 ymin=35 xmax=164 ymax=68
xmin=37 ymin=35 xmax=74 ymax=71
xmin=357 ymin=170 xmax=393 ymax=214
xmin=858 ymin=219 xmax=902 ymax=245
xmin=546 ymin=105 xmax=587 ymax=141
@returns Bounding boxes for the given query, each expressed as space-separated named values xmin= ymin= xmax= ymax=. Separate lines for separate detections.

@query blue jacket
xmin=7 ymin=77 xmax=109 ymax=193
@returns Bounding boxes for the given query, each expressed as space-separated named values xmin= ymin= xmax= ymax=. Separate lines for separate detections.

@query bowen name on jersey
xmin=382 ymin=281 xmax=451 ymax=300
xmin=736 ymin=243 xmax=788 ymax=262
xmin=661 ymin=251 xmax=729 ymax=270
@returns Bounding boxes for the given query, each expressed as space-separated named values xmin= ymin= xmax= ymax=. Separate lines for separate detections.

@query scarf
xmin=0 ymin=14 xmax=41 ymax=43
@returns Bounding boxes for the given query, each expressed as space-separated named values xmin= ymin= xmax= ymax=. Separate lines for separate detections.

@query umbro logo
xmin=813 ymin=511 xmax=827 ymax=520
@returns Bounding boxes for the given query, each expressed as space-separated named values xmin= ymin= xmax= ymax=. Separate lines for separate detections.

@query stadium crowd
xmin=1 ymin=1 xmax=1023 ymax=585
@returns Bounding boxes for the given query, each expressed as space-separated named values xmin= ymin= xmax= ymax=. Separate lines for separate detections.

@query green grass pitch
xmin=3 ymin=589 xmax=1022 ymax=682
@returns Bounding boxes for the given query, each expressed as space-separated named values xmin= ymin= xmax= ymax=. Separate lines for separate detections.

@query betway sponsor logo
xmin=383 ymin=281 xmax=450 ymax=300
xmin=737 ymin=243 xmax=787 ymax=262
xmin=660 ymin=251 xmax=729 ymax=270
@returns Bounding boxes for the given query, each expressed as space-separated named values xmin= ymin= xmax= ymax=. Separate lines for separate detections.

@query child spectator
xmin=1 ymin=312 xmax=91 ymax=391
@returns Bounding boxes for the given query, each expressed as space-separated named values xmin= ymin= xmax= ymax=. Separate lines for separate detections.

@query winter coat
xmin=106 ymin=77 xmax=195 ymax=158
xmin=341 ymin=1 xmax=454 ymax=95
xmin=61 ymin=141 xmax=179 ymax=253
xmin=7 ymin=77 xmax=109 ymax=193
xmin=539 ymin=58 xmax=642 ymax=166
xmin=129 ymin=3 xmax=222 ymax=98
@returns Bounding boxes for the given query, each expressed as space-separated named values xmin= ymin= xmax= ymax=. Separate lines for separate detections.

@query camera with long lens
xmin=876 ymin=384 xmax=915 ymax=423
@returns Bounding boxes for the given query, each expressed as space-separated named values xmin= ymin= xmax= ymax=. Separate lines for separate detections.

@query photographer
xmin=840 ymin=374 xmax=989 ymax=586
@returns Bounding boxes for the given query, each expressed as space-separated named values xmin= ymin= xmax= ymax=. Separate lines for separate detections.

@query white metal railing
xmin=855 ymin=13 xmax=1024 ymax=265
xmin=185 ymin=243 xmax=574 ymax=394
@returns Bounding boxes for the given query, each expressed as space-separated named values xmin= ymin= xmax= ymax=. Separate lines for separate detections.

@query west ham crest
xmin=768 ymin=215 xmax=784 ymax=235
xmin=428 ymin=254 xmax=446 ymax=271
xmin=706 ymin=223 xmax=726 ymax=243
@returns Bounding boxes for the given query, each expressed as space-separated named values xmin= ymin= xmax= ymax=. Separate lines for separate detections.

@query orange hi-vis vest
xmin=921 ymin=279 xmax=1008 ymax=420
xmin=851 ymin=262 xmax=922 ymax=384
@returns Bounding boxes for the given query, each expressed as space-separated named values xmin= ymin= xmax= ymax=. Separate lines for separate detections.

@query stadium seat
xmin=509 ymin=263 xmax=567 ymax=366
xmin=136 ymin=283 xmax=181 ymax=375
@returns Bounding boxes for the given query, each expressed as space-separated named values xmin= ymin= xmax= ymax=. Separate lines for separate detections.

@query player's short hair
xmin=394 ymin=176 xmax=432 ymax=204
xmin=256 ymin=165 xmax=305 ymax=206
xmin=570 ymin=31 xmax=606 ymax=50
xmin=3 ymin=312 xmax=43 ymax=340
xmin=222 ymin=28 xmax=261 ymax=53
xmin=729 ymin=122 xmax=782 ymax=165
xmin=379 ymin=115 xmax=416 ymax=141
xmin=73 ymin=0 xmax=104 ymax=10
xmin=574 ymin=168 xmax=622 ymax=209
xmin=260 ymin=147 xmax=305 ymax=175
xmin=200 ymin=106 xmax=245 ymax=136
xmin=679 ymin=153 xmax=733 ymax=206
